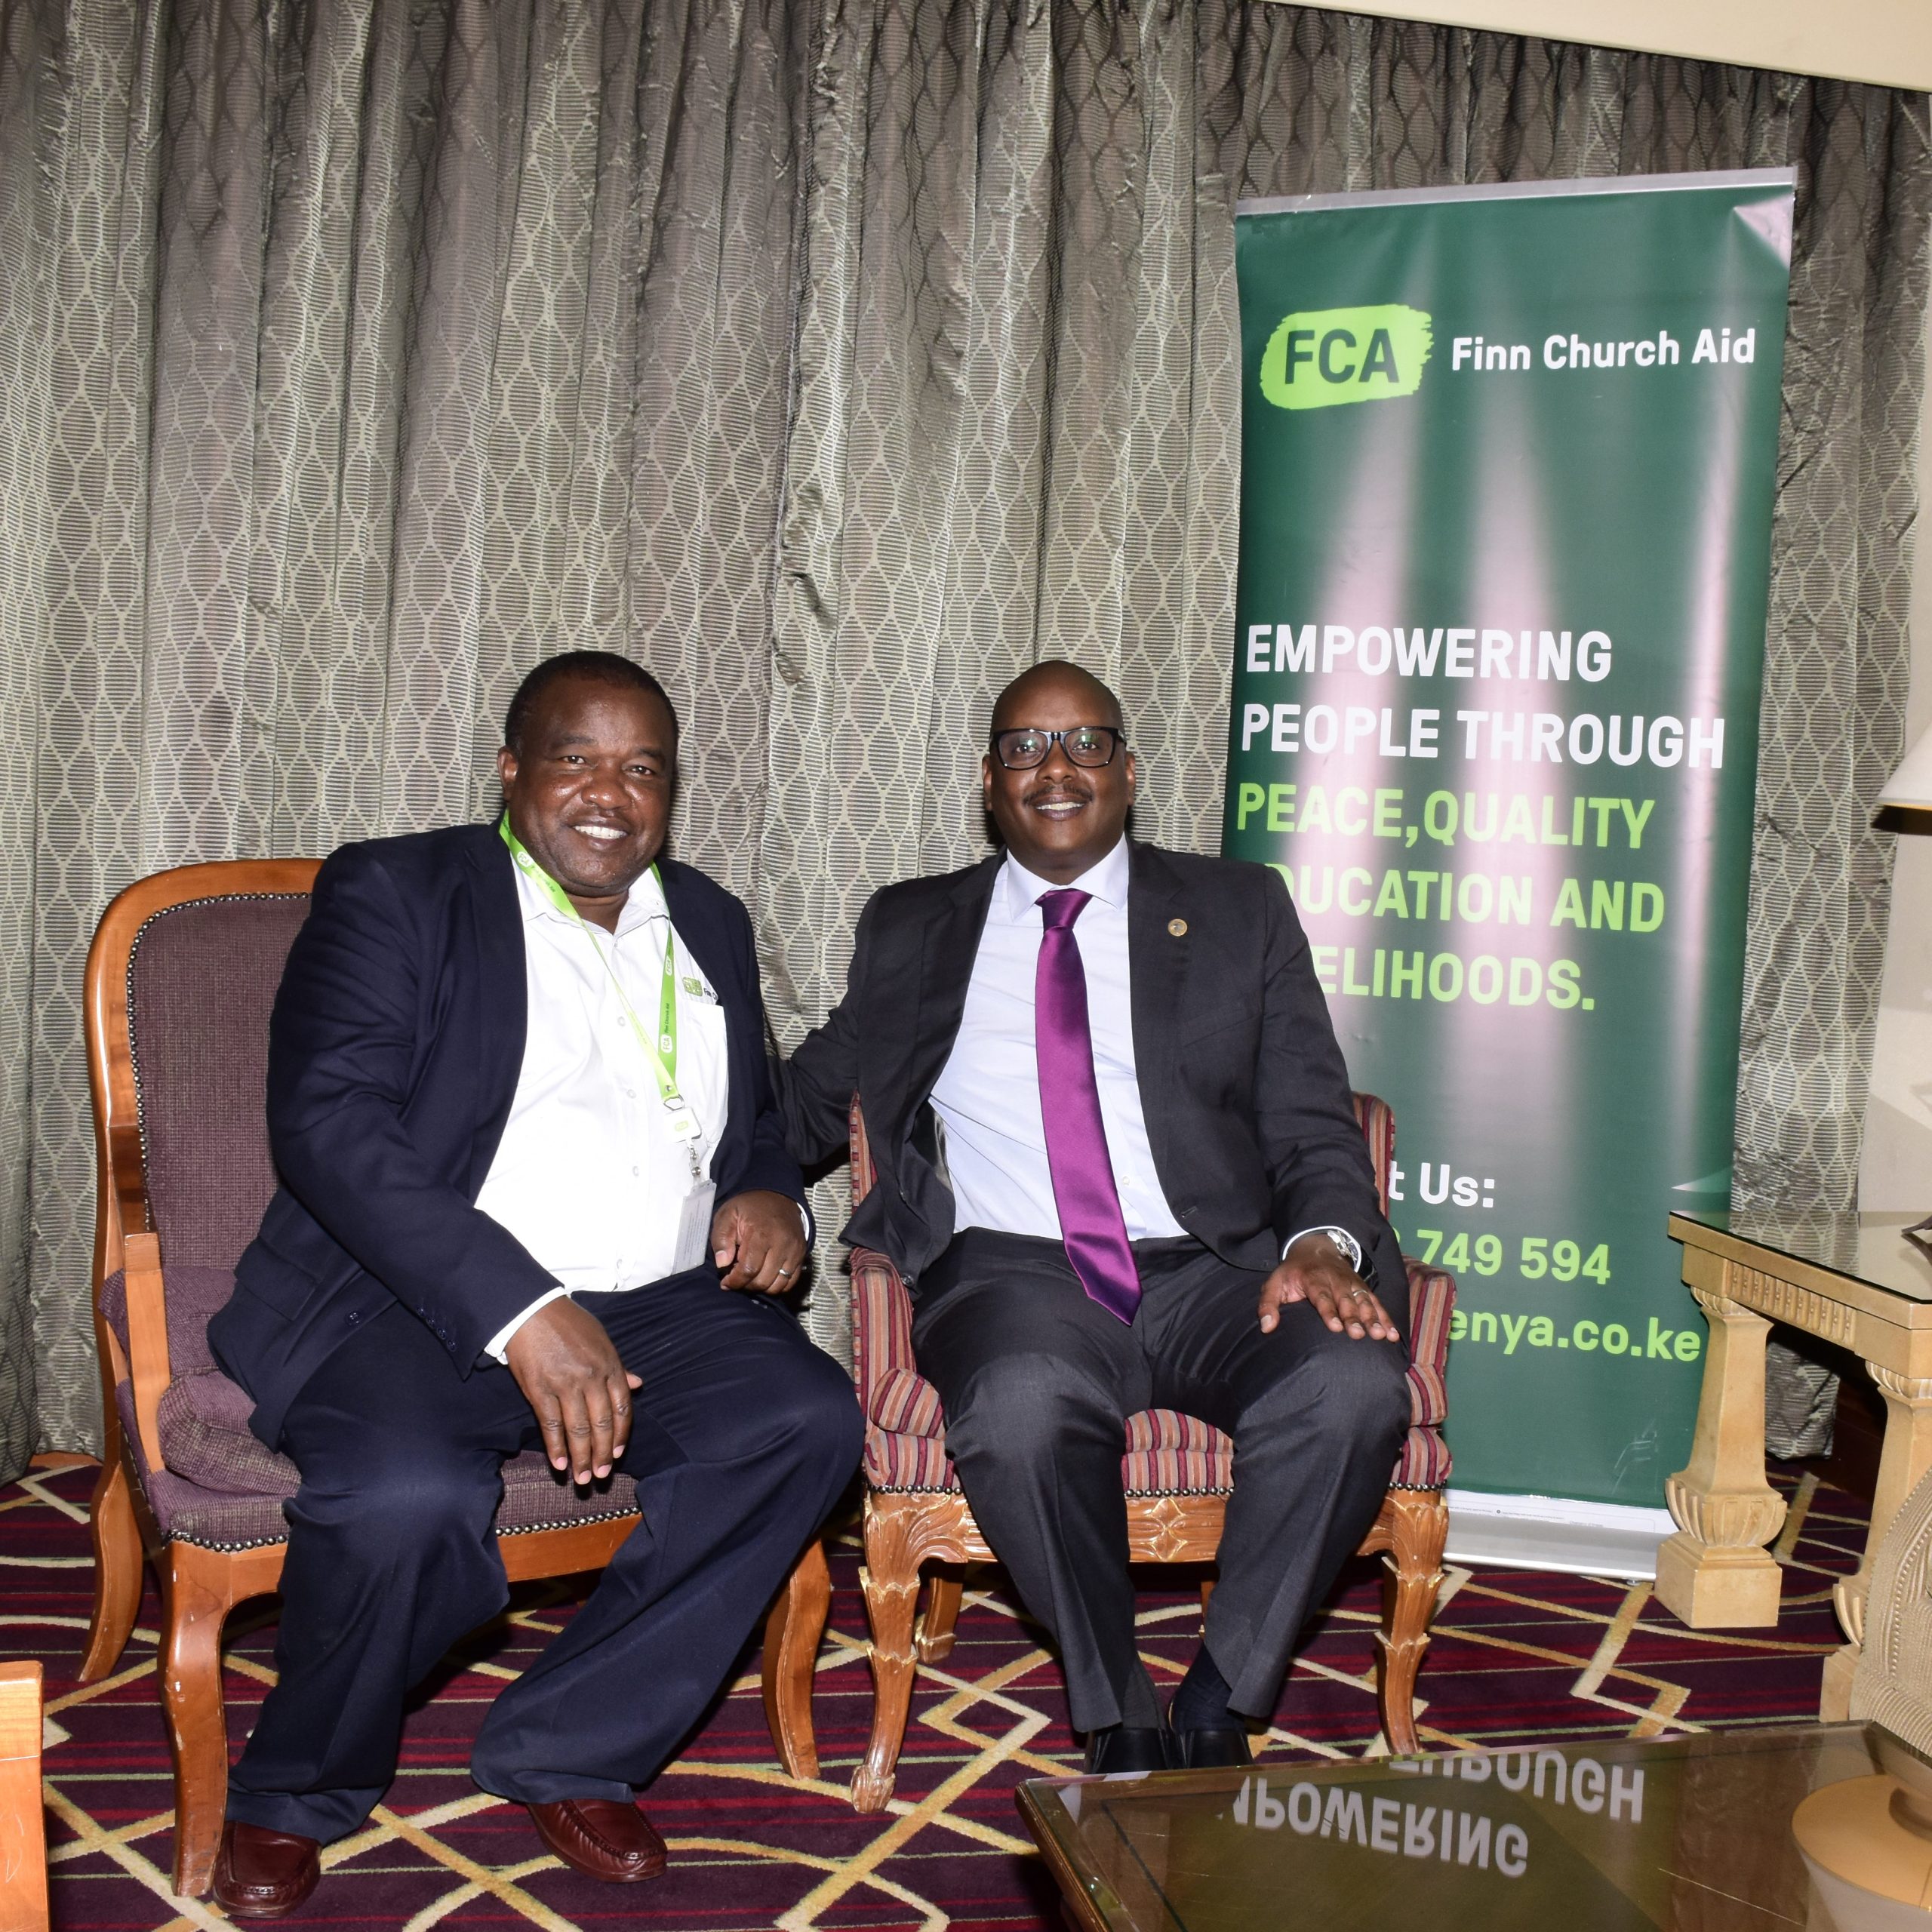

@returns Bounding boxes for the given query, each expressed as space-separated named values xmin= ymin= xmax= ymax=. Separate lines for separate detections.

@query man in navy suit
xmin=206 ymin=651 xmax=860 ymax=1917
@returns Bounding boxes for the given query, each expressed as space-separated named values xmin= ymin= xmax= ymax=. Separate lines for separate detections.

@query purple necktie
xmin=1035 ymin=889 xmax=1141 ymax=1323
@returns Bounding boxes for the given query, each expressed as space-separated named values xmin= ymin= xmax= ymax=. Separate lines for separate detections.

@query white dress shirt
xmin=931 ymin=838 xmax=1186 ymax=1242
xmin=478 ymin=860 xmax=730 ymax=1358
xmin=928 ymin=836 xmax=1360 ymax=1271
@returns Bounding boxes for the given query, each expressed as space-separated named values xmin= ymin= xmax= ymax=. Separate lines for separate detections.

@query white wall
xmin=1281 ymin=1 xmax=1932 ymax=91
xmin=1860 ymin=295 xmax=1932 ymax=1212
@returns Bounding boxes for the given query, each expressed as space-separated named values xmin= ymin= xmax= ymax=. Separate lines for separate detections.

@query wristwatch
xmin=1284 ymin=1224 xmax=1364 ymax=1275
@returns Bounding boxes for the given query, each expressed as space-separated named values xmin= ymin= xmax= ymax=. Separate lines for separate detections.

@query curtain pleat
xmin=0 ymin=0 xmax=1922 ymax=1469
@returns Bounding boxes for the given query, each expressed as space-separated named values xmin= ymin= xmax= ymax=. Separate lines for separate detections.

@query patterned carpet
xmin=8 ymin=1457 xmax=1863 ymax=1930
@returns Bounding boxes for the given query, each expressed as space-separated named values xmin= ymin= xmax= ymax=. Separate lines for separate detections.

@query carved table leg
xmin=0 ymin=1660 xmax=48 ymax=1932
xmin=1654 ymin=1278 xmax=1787 ymax=1629
xmin=1821 ymin=1365 xmax=1932 ymax=1720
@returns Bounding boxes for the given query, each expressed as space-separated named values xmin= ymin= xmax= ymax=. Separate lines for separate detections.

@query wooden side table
xmin=0 ymin=1660 xmax=48 ymax=1932
xmin=1658 ymin=1208 xmax=1932 ymax=1717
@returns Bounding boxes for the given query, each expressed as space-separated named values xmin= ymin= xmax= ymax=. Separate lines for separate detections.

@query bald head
xmin=990 ymin=661 xmax=1124 ymax=736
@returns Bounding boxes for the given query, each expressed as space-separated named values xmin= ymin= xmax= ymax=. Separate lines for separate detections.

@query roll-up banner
xmin=1225 ymin=172 xmax=1793 ymax=1519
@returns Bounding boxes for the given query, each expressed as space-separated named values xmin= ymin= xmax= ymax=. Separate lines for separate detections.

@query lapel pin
xmin=1168 ymin=918 xmax=1188 ymax=937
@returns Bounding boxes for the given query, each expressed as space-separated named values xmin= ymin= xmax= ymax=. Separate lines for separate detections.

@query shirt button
xmin=632 ymin=1165 xmax=641 ymax=1177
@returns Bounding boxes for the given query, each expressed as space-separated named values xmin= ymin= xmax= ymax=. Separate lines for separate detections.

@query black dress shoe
xmin=1174 ymin=1724 xmax=1253 ymax=1768
xmin=211 ymin=1820 xmax=321 ymax=1919
xmin=1084 ymin=1724 xmax=1173 ymax=1774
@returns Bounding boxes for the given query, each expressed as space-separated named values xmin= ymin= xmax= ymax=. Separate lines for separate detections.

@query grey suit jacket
xmin=780 ymin=839 xmax=1399 ymax=1297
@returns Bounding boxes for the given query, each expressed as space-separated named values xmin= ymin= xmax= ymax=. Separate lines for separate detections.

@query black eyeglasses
xmin=989 ymin=726 xmax=1127 ymax=770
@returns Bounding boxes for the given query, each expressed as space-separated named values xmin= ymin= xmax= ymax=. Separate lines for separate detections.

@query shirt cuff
xmin=485 ymin=1284 xmax=571 ymax=1364
xmin=1283 ymin=1224 xmax=1364 ymax=1275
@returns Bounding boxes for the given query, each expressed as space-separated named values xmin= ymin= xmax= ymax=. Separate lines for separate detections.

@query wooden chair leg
xmin=853 ymin=1495 xmax=930 ymax=1813
xmin=761 ymin=1538 xmax=830 ymax=1781
xmin=160 ymin=1545 xmax=234 ymax=1900
xmin=915 ymin=1571 xmax=962 ymax=1663
xmin=80 ymin=1453 xmax=146 ymax=1683
xmin=1376 ymin=1489 xmax=1447 ymax=1757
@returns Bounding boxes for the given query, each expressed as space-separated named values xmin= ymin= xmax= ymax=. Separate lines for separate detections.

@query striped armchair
xmin=843 ymin=1091 xmax=1455 ymax=1810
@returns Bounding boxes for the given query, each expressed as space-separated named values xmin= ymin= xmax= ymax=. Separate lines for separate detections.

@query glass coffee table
xmin=1017 ymin=1723 xmax=1932 ymax=1929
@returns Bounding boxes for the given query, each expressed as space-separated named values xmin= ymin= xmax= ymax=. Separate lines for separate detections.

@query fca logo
xmin=1260 ymin=305 xmax=1433 ymax=410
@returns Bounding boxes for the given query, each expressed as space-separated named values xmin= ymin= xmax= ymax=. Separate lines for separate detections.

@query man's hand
xmin=505 ymin=1298 xmax=642 ymax=1484
xmin=1258 ymin=1232 xmax=1399 ymax=1342
xmin=711 ymin=1189 xmax=808 ymax=1294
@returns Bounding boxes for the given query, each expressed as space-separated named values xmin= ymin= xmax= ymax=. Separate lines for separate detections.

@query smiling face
xmin=982 ymin=663 xmax=1136 ymax=885
xmin=497 ymin=673 xmax=676 ymax=929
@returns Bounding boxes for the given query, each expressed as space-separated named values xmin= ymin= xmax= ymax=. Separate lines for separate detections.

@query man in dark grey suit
xmin=782 ymin=660 xmax=1409 ymax=1774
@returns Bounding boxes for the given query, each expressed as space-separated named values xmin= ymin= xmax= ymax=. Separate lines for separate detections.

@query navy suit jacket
xmin=210 ymin=822 xmax=808 ymax=1450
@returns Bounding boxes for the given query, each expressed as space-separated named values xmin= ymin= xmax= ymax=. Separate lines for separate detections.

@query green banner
xmin=1226 ymin=174 xmax=1793 ymax=1507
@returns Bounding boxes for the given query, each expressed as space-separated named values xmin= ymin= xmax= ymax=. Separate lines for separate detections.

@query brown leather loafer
xmin=211 ymin=1820 xmax=321 ymax=1918
xmin=525 ymin=1798 xmax=667 ymax=1882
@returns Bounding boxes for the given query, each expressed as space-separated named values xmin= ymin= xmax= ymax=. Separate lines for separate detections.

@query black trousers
xmin=226 ymin=1267 xmax=862 ymax=1842
xmin=911 ymin=1231 xmax=1408 ymax=1734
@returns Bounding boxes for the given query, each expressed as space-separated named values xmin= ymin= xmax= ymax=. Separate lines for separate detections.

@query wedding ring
xmin=776 ymin=1266 xmax=793 ymax=1278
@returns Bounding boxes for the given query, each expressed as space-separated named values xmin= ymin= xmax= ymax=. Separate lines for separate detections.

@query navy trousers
xmin=225 ymin=1268 xmax=861 ymax=1841
xmin=912 ymin=1232 xmax=1408 ymax=1735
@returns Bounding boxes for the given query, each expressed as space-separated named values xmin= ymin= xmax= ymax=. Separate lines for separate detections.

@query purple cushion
xmin=115 ymin=1381 xmax=289 ymax=1549
xmin=158 ymin=1370 xmax=298 ymax=1496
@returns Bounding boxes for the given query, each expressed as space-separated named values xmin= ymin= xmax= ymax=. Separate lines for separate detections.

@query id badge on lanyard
xmin=673 ymin=1176 xmax=718 ymax=1272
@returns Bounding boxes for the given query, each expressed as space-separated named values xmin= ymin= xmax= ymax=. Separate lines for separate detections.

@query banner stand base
xmin=1444 ymin=1489 xmax=1675 ymax=1580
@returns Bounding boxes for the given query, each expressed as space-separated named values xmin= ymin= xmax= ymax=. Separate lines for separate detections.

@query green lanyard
xmin=499 ymin=819 xmax=700 ymax=1152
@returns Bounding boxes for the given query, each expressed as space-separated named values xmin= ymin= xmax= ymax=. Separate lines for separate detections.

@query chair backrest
xmin=86 ymin=860 xmax=318 ymax=1311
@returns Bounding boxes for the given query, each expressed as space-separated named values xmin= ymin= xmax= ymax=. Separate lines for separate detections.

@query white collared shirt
xmin=477 ymin=860 xmax=730 ymax=1358
xmin=930 ymin=838 xmax=1186 ymax=1242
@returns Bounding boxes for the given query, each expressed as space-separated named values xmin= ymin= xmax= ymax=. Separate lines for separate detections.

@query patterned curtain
xmin=0 ymin=0 xmax=1923 ymax=1473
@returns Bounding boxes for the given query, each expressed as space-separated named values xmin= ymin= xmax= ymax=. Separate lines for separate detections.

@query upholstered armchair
xmin=834 ymin=1091 xmax=1456 ymax=1810
xmin=76 ymin=861 xmax=825 ymax=1899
